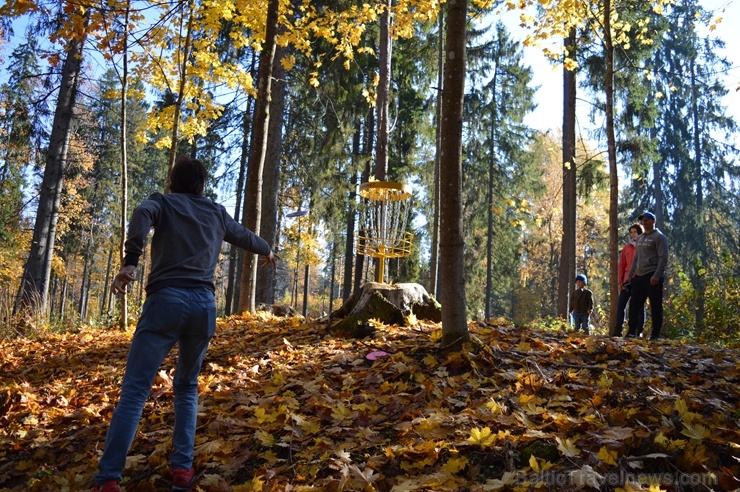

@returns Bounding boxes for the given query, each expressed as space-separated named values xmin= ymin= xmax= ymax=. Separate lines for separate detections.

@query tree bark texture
xmin=604 ymin=0 xmax=620 ymax=334
xmin=430 ymin=8 xmax=444 ymax=299
xmin=225 ymin=91 xmax=254 ymax=315
xmin=689 ymin=58 xmax=706 ymax=331
xmin=558 ymin=29 xmax=577 ymax=319
xmin=438 ymin=0 xmax=469 ymax=348
xmin=238 ymin=0 xmax=279 ymax=313
xmin=119 ymin=10 xmax=130 ymax=329
xmin=17 ymin=27 xmax=87 ymax=313
xmin=375 ymin=0 xmax=392 ymax=182
xmin=342 ymin=122 xmax=362 ymax=301
xmin=256 ymin=44 xmax=287 ymax=306
xmin=354 ymin=113 xmax=374 ymax=293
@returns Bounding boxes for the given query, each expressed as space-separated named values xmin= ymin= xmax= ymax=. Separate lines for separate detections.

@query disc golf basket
xmin=357 ymin=181 xmax=414 ymax=283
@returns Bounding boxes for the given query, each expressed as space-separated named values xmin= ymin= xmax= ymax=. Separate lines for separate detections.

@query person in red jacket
xmin=613 ymin=223 xmax=644 ymax=336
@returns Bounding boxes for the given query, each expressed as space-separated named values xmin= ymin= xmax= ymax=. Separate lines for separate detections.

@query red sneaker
xmin=171 ymin=467 xmax=196 ymax=491
xmin=92 ymin=481 xmax=120 ymax=492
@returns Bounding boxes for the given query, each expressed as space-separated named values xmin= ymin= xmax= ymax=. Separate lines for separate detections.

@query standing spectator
xmin=92 ymin=156 xmax=278 ymax=492
xmin=626 ymin=211 xmax=668 ymax=340
xmin=613 ymin=223 xmax=644 ymax=336
xmin=570 ymin=274 xmax=593 ymax=334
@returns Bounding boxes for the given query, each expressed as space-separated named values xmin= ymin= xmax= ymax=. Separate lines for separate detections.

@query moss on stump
xmin=331 ymin=282 xmax=441 ymax=338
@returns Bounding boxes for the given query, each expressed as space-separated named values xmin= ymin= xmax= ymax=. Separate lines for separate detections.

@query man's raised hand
xmin=112 ymin=265 xmax=137 ymax=295
xmin=260 ymin=251 xmax=279 ymax=271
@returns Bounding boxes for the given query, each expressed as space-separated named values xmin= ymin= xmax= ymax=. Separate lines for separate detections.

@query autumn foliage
xmin=1 ymin=314 xmax=739 ymax=491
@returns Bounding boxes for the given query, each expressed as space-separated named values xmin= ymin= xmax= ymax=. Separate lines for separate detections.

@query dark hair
xmin=629 ymin=223 xmax=643 ymax=235
xmin=168 ymin=156 xmax=207 ymax=195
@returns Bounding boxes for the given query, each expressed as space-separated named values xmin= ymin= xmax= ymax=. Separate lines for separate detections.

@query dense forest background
xmin=0 ymin=0 xmax=738 ymax=344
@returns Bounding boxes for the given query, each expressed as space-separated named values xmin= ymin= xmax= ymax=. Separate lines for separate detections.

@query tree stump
xmin=257 ymin=303 xmax=299 ymax=317
xmin=331 ymin=282 xmax=441 ymax=337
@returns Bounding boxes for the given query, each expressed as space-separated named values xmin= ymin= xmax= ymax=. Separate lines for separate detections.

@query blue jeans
xmin=571 ymin=311 xmax=590 ymax=334
xmin=614 ymin=287 xmax=644 ymax=336
xmin=96 ymin=287 xmax=216 ymax=484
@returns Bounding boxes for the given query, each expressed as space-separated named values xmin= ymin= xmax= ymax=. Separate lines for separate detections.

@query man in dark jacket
xmin=93 ymin=156 xmax=277 ymax=492
xmin=626 ymin=211 xmax=668 ymax=340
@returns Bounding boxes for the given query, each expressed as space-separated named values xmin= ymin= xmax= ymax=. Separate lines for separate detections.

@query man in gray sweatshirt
xmin=93 ymin=156 xmax=277 ymax=492
xmin=625 ymin=211 xmax=668 ymax=340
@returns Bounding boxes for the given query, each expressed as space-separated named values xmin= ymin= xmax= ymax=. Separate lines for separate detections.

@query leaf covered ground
xmin=1 ymin=314 xmax=739 ymax=492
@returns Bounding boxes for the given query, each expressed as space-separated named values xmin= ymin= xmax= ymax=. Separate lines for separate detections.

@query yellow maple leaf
xmin=681 ymin=422 xmax=710 ymax=441
xmin=648 ymin=485 xmax=668 ymax=492
xmin=254 ymin=429 xmax=274 ymax=446
xmin=597 ymin=372 xmax=613 ymax=389
xmin=331 ymin=403 xmax=354 ymax=422
xmin=441 ymin=456 xmax=468 ymax=474
xmin=654 ymin=432 xmax=668 ymax=446
xmin=529 ymin=454 xmax=540 ymax=472
xmin=254 ymin=407 xmax=276 ymax=424
xmin=300 ymin=418 xmax=322 ymax=436
xmin=400 ymin=455 xmax=436 ymax=471
xmin=674 ymin=398 xmax=689 ymax=417
xmin=556 ymin=437 xmax=580 ymax=457
xmin=467 ymin=427 xmax=496 ymax=447
xmin=486 ymin=398 xmax=503 ymax=415
xmin=422 ymin=354 xmax=438 ymax=368
xmin=597 ymin=447 xmax=618 ymax=466
xmin=682 ymin=443 xmax=710 ymax=466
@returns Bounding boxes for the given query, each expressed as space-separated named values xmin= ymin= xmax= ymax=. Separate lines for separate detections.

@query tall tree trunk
xmin=167 ymin=8 xmax=194 ymax=176
xmin=119 ymin=5 xmax=130 ymax=329
xmin=238 ymin=0 xmax=279 ymax=313
xmin=83 ymin=272 xmax=92 ymax=320
xmin=558 ymin=28 xmax=577 ymax=319
xmin=225 ymin=95 xmax=254 ymax=315
xmin=376 ymin=0 xmax=392 ymax=182
xmin=101 ymin=247 xmax=113 ymax=317
xmin=651 ymin=151 xmax=662 ymax=221
xmin=689 ymin=58 xmax=706 ymax=332
xmin=604 ymin=0 xmax=620 ymax=334
xmin=50 ymin=276 xmax=58 ymax=315
xmin=430 ymin=8 xmax=444 ymax=299
xmin=485 ymin=65 xmax=498 ymax=322
xmin=256 ymin=44 xmax=287 ymax=306
xmin=16 ymin=25 xmax=87 ymax=314
xmin=372 ymin=0 xmax=392 ymax=283
xmin=59 ymin=275 xmax=68 ymax=319
xmin=342 ymin=122 xmax=361 ymax=301
xmin=354 ymin=113 xmax=374 ymax=292
xmin=328 ymin=239 xmax=337 ymax=317
xmin=302 ymin=263 xmax=310 ymax=316
xmin=438 ymin=0 xmax=469 ymax=349
xmin=79 ymin=219 xmax=94 ymax=319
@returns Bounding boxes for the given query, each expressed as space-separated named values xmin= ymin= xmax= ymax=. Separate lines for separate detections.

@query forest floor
xmin=1 ymin=313 xmax=739 ymax=492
